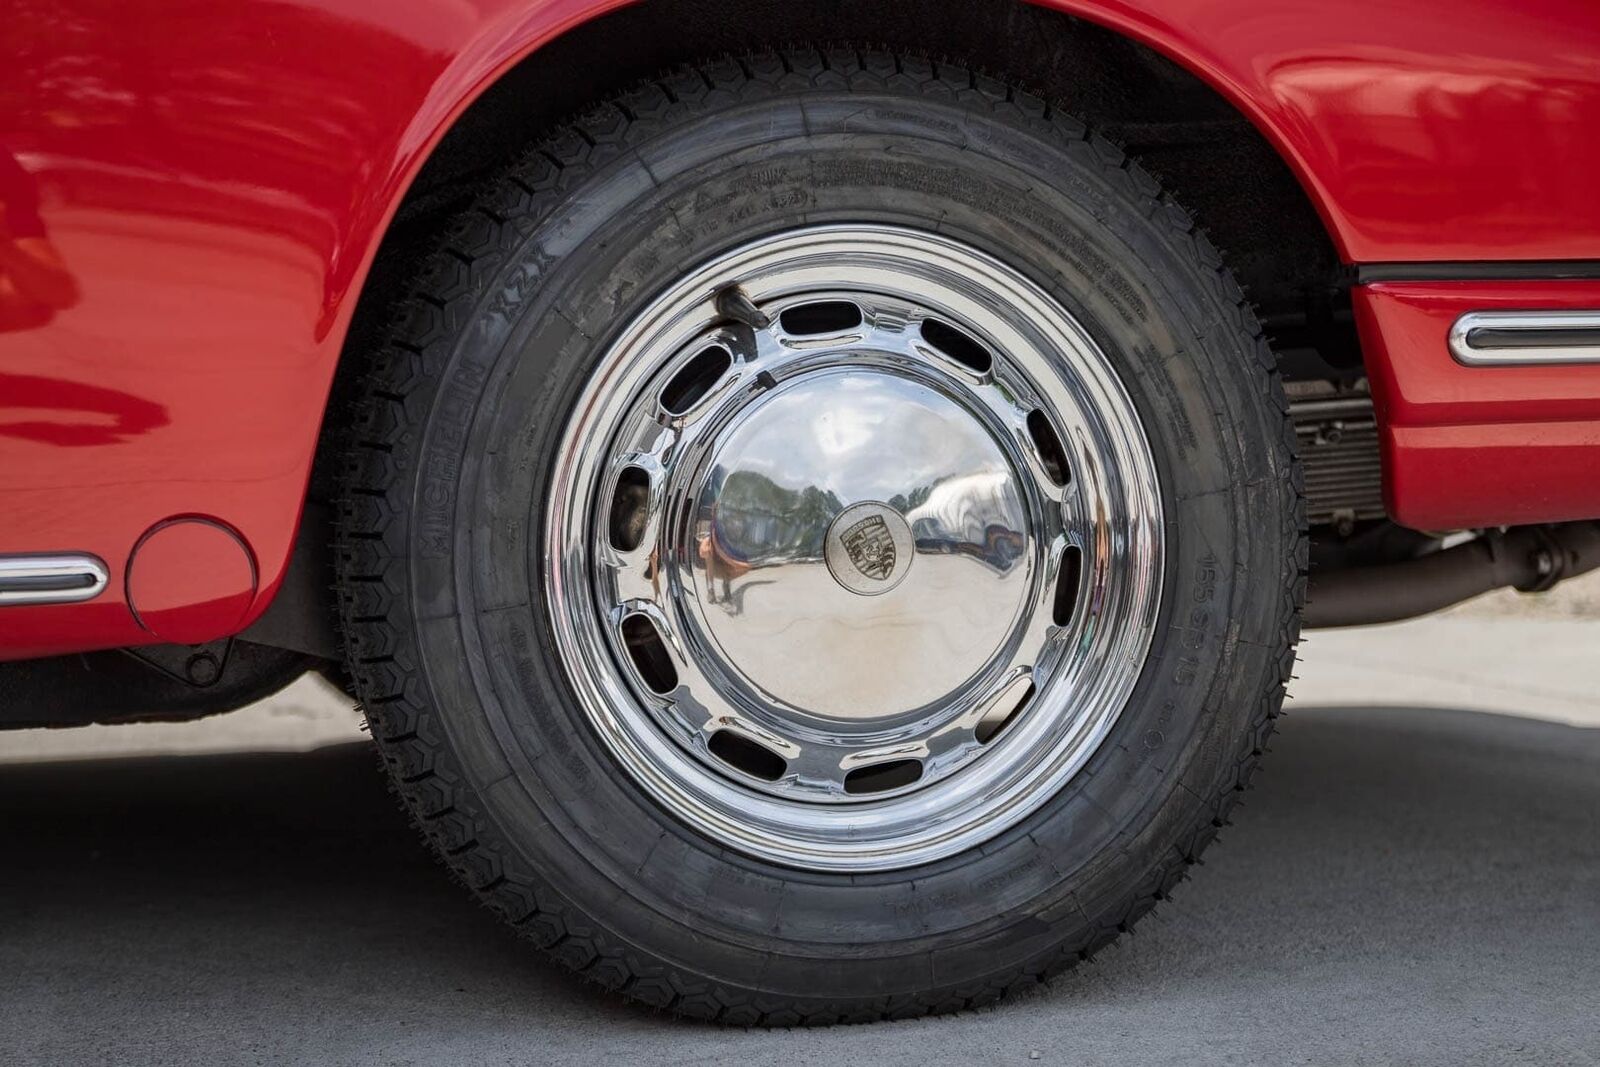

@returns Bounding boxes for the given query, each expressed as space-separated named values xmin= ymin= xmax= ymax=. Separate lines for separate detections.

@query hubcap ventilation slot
xmin=919 ymin=318 xmax=993 ymax=375
xmin=778 ymin=300 xmax=862 ymax=335
xmin=1027 ymin=409 xmax=1071 ymax=486
xmin=707 ymin=730 xmax=787 ymax=782
xmin=1053 ymin=544 xmax=1083 ymax=627
xmin=620 ymin=613 xmax=677 ymax=694
xmin=608 ymin=466 xmax=651 ymax=552
xmin=976 ymin=681 xmax=1035 ymax=744
xmin=843 ymin=758 xmax=924 ymax=795
xmin=660 ymin=344 xmax=732 ymax=416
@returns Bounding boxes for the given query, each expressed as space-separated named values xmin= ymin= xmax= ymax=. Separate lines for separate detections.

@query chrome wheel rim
xmin=545 ymin=225 xmax=1163 ymax=872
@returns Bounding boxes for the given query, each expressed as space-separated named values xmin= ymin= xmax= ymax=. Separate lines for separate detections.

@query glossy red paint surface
xmin=1356 ymin=281 xmax=1600 ymax=530
xmin=1 ymin=0 xmax=626 ymax=659
xmin=2 ymin=0 xmax=1599 ymax=659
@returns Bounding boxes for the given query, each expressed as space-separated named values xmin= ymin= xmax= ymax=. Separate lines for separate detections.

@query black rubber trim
xmin=1466 ymin=326 xmax=1600 ymax=349
xmin=1355 ymin=260 xmax=1600 ymax=284
xmin=0 ymin=573 xmax=97 ymax=593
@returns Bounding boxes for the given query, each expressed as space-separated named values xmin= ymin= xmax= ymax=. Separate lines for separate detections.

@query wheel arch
xmin=343 ymin=0 xmax=1353 ymax=318
xmin=323 ymin=0 xmax=1359 ymax=456
xmin=287 ymin=0 xmax=1356 ymax=653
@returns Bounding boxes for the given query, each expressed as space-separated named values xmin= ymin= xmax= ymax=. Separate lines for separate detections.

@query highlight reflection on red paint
xmin=0 ymin=373 xmax=169 ymax=446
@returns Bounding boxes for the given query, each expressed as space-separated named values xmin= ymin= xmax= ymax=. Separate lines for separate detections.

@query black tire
xmin=335 ymin=49 xmax=1305 ymax=1024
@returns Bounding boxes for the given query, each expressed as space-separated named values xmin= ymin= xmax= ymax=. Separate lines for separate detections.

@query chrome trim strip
xmin=1449 ymin=310 xmax=1600 ymax=366
xmin=0 ymin=554 xmax=110 ymax=605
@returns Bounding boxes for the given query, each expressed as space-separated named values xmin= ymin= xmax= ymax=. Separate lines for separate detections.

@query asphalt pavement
xmin=2 ymin=617 xmax=1598 ymax=1066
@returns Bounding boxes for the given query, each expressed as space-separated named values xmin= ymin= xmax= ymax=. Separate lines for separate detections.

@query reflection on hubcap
xmin=545 ymin=226 xmax=1163 ymax=871
xmin=692 ymin=369 xmax=1028 ymax=721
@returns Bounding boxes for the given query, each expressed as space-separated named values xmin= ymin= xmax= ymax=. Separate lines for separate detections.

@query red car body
xmin=4 ymin=0 xmax=1600 ymax=660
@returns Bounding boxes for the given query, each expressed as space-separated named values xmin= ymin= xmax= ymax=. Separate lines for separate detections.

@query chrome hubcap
xmin=546 ymin=226 xmax=1163 ymax=871
xmin=692 ymin=368 xmax=1030 ymax=723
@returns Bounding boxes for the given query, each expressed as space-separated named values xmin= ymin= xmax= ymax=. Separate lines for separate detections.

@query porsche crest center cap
xmin=825 ymin=501 xmax=914 ymax=596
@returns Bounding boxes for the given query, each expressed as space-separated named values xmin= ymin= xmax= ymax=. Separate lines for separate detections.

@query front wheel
xmin=336 ymin=49 xmax=1303 ymax=1024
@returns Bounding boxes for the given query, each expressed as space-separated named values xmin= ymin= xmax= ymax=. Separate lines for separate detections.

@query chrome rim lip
xmin=544 ymin=225 xmax=1163 ymax=872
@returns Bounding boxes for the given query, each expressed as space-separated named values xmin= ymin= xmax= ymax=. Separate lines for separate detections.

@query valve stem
xmin=714 ymin=285 xmax=771 ymax=330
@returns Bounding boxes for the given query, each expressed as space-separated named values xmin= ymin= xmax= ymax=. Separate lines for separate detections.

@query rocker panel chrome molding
xmin=1449 ymin=311 xmax=1600 ymax=366
xmin=0 ymin=555 xmax=110 ymax=605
